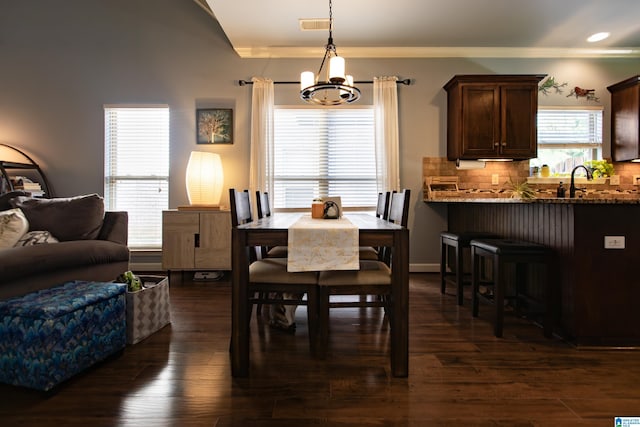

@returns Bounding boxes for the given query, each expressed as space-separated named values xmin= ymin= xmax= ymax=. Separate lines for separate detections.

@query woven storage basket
xmin=126 ymin=275 xmax=171 ymax=344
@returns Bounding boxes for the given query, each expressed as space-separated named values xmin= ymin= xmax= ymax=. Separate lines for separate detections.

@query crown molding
xmin=234 ymin=46 xmax=640 ymax=59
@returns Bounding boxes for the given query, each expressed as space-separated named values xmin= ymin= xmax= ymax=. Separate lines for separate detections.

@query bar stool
xmin=470 ymin=238 xmax=553 ymax=338
xmin=440 ymin=231 xmax=498 ymax=305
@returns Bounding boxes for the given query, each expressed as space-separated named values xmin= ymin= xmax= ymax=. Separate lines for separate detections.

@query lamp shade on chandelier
xmin=300 ymin=0 xmax=360 ymax=105
xmin=185 ymin=151 xmax=224 ymax=207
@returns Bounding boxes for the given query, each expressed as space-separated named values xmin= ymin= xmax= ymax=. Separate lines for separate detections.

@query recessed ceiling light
xmin=587 ymin=32 xmax=610 ymax=43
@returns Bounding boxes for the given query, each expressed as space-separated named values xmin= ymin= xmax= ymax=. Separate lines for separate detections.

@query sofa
xmin=0 ymin=191 xmax=130 ymax=300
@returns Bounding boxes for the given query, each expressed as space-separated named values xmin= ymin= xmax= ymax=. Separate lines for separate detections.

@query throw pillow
xmin=0 ymin=190 xmax=28 ymax=211
xmin=0 ymin=208 xmax=29 ymax=248
xmin=14 ymin=230 xmax=59 ymax=246
xmin=9 ymin=193 xmax=105 ymax=241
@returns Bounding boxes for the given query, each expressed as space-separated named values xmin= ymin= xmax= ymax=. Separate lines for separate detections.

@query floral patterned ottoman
xmin=0 ymin=281 xmax=126 ymax=391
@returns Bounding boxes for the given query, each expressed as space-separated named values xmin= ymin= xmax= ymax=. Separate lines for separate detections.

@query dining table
xmin=230 ymin=212 xmax=410 ymax=378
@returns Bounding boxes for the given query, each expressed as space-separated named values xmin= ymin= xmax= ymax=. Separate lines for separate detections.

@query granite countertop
xmin=425 ymin=197 xmax=640 ymax=204
xmin=424 ymin=189 xmax=640 ymax=204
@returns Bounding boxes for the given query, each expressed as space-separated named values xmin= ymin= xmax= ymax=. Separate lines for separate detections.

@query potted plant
xmin=506 ymin=177 xmax=536 ymax=199
xmin=584 ymin=159 xmax=615 ymax=178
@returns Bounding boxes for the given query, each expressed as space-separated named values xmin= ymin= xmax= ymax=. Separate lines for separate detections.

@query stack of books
xmin=10 ymin=176 xmax=45 ymax=197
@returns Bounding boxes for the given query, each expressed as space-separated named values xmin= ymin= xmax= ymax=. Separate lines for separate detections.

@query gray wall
xmin=1 ymin=0 xmax=637 ymax=270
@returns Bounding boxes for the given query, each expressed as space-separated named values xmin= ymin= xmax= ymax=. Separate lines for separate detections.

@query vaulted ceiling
xmin=198 ymin=0 xmax=640 ymax=58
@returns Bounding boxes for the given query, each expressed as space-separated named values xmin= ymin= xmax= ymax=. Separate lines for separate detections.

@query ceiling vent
xmin=299 ymin=18 xmax=330 ymax=31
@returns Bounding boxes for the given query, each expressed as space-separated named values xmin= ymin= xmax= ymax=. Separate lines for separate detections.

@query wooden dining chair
xmin=359 ymin=191 xmax=391 ymax=261
xmin=254 ymin=190 xmax=288 ymax=315
xmin=255 ymin=191 xmax=288 ymax=259
xmin=230 ymin=188 xmax=319 ymax=352
xmin=316 ymin=189 xmax=411 ymax=358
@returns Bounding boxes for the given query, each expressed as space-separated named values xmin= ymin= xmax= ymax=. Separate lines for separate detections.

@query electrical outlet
xmin=633 ymin=175 xmax=640 ymax=185
xmin=604 ymin=236 xmax=625 ymax=249
xmin=491 ymin=174 xmax=499 ymax=185
xmin=609 ymin=175 xmax=620 ymax=185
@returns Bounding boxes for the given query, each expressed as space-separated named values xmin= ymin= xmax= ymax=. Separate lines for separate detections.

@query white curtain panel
xmin=373 ymin=76 xmax=400 ymax=192
xmin=249 ymin=77 xmax=275 ymax=199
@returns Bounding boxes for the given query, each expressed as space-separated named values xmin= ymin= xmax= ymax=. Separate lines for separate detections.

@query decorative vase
xmin=541 ymin=164 xmax=550 ymax=177
xmin=311 ymin=199 xmax=324 ymax=218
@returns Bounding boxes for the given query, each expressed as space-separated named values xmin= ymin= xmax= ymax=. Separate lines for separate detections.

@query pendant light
xmin=300 ymin=0 xmax=360 ymax=105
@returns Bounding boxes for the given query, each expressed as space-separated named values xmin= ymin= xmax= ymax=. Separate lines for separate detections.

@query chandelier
xmin=300 ymin=0 xmax=360 ymax=105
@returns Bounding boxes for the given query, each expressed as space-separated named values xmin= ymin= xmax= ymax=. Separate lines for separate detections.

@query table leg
xmin=390 ymin=228 xmax=409 ymax=377
xmin=231 ymin=228 xmax=250 ymax=377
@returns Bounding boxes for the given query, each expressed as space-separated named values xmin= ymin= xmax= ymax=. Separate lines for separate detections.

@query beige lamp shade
xmin=328 ymin=56 xmax=345 ymax=82
xmin=300 ymin=71 xmax=315 ymax=91
xmin=185 ymin=151 xmax=224 ymax=207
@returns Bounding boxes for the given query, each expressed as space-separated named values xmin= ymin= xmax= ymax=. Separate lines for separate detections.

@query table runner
xmin=287 ymin=215 xmax=359 ymax=272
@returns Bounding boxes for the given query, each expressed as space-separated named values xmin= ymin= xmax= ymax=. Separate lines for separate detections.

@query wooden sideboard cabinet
xmin=607 ymin=75 xmax=640 ymax=162
xmin=162 ymin=209 xmax=231 ymax=283
xmin=444 ymin=74 xmax=545 ymax=160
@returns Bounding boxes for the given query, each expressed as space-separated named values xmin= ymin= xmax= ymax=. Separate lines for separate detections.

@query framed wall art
xmin=196 ymin=108 xmax=233 ymax=144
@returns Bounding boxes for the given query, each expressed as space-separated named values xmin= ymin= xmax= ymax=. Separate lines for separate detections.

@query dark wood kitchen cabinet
xmin=444 ymin=74 xmax=545 ymax=160
xmin=607 ymin=75 xmax=640 ymax=162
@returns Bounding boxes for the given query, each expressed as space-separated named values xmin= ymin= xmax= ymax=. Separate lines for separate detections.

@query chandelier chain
xmin=328 ymin=0 xmax=337 ymax=55
xmin=317 ymin=0 xmax=336 ymax=79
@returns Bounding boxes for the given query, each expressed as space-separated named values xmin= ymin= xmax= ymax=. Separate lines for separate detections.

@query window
xmin=531 ymin=107 xmax=603 ymax=175
xmin=104 ymin=105 xmax=169 ymax=249
xmin=273 ymin=108 xmax=376 ymax=209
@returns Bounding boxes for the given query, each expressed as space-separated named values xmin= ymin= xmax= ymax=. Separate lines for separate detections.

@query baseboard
xmin=129 ymin=262 xmax=163 ymax=272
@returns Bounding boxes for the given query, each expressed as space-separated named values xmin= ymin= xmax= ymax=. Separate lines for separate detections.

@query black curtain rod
xmin=238 ymin=79 xmax=412 ymax=86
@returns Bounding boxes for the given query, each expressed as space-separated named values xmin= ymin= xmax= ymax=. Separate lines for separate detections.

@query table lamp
xmin=181 ymin=151 xmax=224 ymax=210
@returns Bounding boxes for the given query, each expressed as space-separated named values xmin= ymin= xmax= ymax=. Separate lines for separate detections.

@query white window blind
xmin=273 ymin=108 xmax=376 ymax=209
xmin=533 ymin=107 xmax=603 ymax=174
xmin=104 ymin=105 xmax=169 ymax=249
xmin=537 ymin=108 xmax=603 ymax=148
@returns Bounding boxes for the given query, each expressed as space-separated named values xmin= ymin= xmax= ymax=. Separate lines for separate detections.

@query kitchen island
xmin=428 ymin=196 xmax=640 ymax=346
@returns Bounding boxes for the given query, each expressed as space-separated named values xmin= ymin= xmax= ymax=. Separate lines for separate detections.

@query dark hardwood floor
xmin=1 ymin=273 xmax=639 ymax=426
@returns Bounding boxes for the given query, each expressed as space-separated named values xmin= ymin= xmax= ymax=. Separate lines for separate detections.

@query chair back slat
xmin=230 ymin=188 xmax=260 ymax=262
xmin=376 ymin=192 xmax=391 ymax=220
xmin=229 ymin=189 xmax=252 ymax=227
xmin=255 ymin=191 xmax=272 ymax=219
xmin=377 ymin=189 xmax=410 ymax=266
xmin=388 ymin=189 xmax=411 ymax=227
xmin=254 ymin=191 xmax=274 ymax=259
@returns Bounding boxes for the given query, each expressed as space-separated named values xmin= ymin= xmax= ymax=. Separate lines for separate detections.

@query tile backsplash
xmin=423 ymin=157 xmax=640 ymax=199
xmin=423 ymin=157 xmax=529 ymax=190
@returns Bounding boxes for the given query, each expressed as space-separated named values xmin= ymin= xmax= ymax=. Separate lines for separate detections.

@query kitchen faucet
xmin=569 ymin=165 xmax=593 ymax=198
